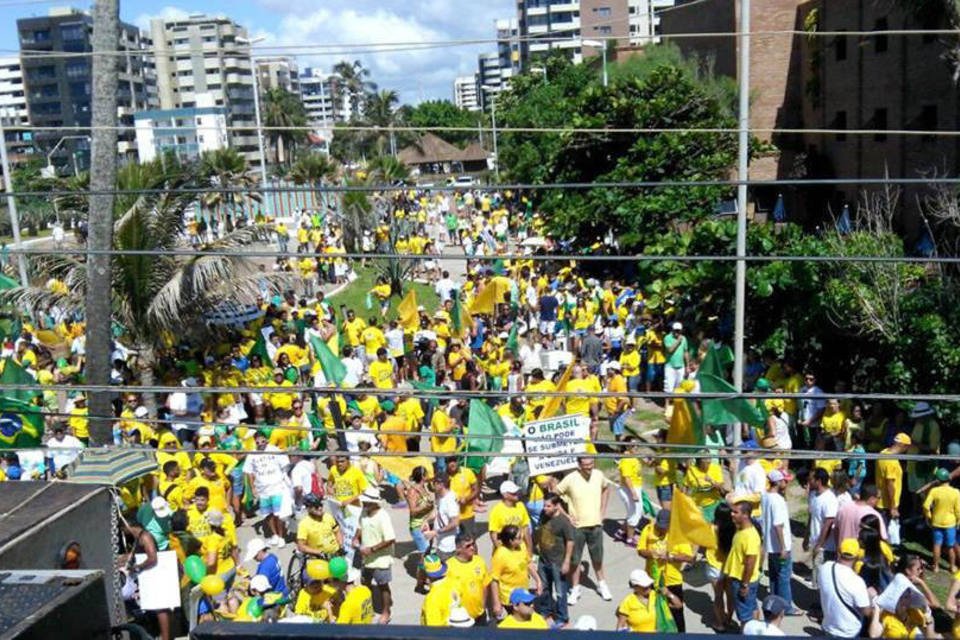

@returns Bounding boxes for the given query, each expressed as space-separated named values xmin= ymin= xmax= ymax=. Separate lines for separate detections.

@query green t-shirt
xmin=663 ymin=334 xmax=687 ymax=369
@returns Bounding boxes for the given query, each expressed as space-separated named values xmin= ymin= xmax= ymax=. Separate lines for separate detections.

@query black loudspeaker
xmin=0 ymin=570 xmax=111 ymax=640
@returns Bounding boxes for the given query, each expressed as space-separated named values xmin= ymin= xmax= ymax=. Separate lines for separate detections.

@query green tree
xmin=290 ymin=153 xmax=339 ymax=222
xmin=406 ymin=100 xmax=484 ymax=148
xmin=200 ymin=149 xmax=262 ymax=228
xmin=262 ymin=87 xmax=307 ymax=165
xmin=332 ymin=59 xmax=377 ymax=119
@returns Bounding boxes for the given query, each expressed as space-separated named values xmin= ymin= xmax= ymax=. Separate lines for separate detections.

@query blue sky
xmin=0 ymin=0 xmax=513 ymax=104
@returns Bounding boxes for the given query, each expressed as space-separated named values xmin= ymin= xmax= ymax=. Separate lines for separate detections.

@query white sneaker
xmin=567 ymin=585 xmax=581 ymax=605
xmin=597 ymin=580 xmax=613 ymax=601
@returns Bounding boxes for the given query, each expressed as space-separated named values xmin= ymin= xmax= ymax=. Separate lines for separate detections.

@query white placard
xmin=523 ymin=414 xmax=591 ymax=476
xmin=135 ymin=550 xmax=181 ymax=611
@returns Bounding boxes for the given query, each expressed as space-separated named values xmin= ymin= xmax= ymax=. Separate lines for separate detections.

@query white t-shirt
xmin=385 ymin=329 xmax=405 ymax=357
xmin=342 ymin=356 xmax=364 ymax=387
xmin=435 ymin=278 xmax=458 ymax=303
xmin=435 ymin=491 xmax=460 ymax=554
xmin=243 ymin=445 xmax=290 ymax=495
xmin=47 ymin=434 xmax=84 ymax=472
xmin=359 ymin=507 xmax=395 ymax=569
xmin=818 ymin=561 xmax=870 ymax=638
xmin=809 ymin=489 xmax=839 ymax=552
xmin=743 ymin=620 xmax=786 ymax=636
xmin=760 ymin=491 xmax=792 ymax=554
xmin=736 ymin=461 xmax=767 ymax=495
xmin=290 ymin=459 xmax=315 ymax=496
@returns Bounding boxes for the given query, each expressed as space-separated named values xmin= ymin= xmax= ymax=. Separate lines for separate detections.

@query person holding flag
xmin=635 ymin=509 xmax=694 ymax=631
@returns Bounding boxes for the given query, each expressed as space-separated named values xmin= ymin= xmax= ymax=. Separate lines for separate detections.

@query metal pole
xmin=602 ymin=46 xmax=608 ymax=87
xmin=734 ymin=0 xmax=750 ymax=393
xmin=491 ymin=95 xmax=500 ymax=182
xmin=0 ymin=119 xmax=29 ymax=286
xmin=250 ymin=57 xmax=270 ymax=220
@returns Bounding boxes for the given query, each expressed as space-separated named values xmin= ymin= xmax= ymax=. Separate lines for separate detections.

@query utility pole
xmin=85 ymin=0 xmax=118 ymax=444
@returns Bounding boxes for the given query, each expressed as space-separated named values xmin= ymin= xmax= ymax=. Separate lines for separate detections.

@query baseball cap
xmin=893 ymin=433 xmax=912 ymax=446
xmin=606 ymin=361 xmax=621 ymax=371
xmin=250 ymin=574 xmax=271 ymax=593
xmin=936 ymin=468 xmax=951 ymax=482
xmin=594 ymin=325 xmax=605 ymax=335
xmin=448 ymin=606 xmax=475 ymax=628
xmin=625 ymin=336 xmax=637 ymax=345
xmin=150 ymin=496 xmax=172 ymax=519
xmin=423 ymin=554 xmax=447 ymax=579
xmin=244 ymin=537 xmax=268 ymax=562
xmin=629 ymin=568 xmax=654 ymax=588
xmin=671 ymin=322 xmax=683 ymax=331
xmin=206 ymin=509 xmax=225 ymax=527
xmin=755 ymin=377 xmax=771 ymax=391
xmin=839 ymin=538 xmax=862 ymax=558
xmin=499 ymin=480 xmax=520 ymax=496
xmin=134 ymin=406 xmax=149 ymax=418
xmin=762 ymin=595 xmax=789 ymax=617
xmin=509 ymin=588 xmax=536 ymax=606
xmin=655 ymin=509 xmax=671 ymax=529
xmin=767 ymin=469 xmax=794 ymax=483
xmin=574 ymin=615 xmax=598 ymax=631
xmin=304 ymin=493 xmax=323 ymax=508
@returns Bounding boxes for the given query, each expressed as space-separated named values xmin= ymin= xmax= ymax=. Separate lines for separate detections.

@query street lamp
xmin=0 ymin=110 xmax=28 ymax=285
xmin=530 ymin=66 xmax=548 ymax=84
xmin=582 ymin=39 xmax=608 ymax=88
xmin=43 ymin=135 xmax=91 ymax=178
xmin=480 ymin=85 xmax=500 ymax=182
xmin=237 ymin=36 xmax=269 ymax=220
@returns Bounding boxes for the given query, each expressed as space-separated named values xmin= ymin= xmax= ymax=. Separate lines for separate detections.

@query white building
xmin=0 ymin=56 xmax=31 ymax=163
xmin=134 ymin=92 xmax=229 ymax=163
xmin=453 ymin=75 xmax=479 ymax=112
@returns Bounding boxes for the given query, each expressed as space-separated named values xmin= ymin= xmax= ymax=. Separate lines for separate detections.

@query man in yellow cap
xmin=877 ymin=433 xmax=910 ymax=521
xmin=818 ymin=538 xmax=872 ymax=638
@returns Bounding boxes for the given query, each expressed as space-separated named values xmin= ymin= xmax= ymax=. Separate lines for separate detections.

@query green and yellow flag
xmin=0 ymin=396 xmax=44 ymax=448
xmin=0 ymin=357 xmax=40 ymax=403
xmin=309 ymin=335 xmax=346 ymax=386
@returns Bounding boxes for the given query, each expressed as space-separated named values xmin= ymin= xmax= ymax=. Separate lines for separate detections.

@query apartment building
xmin=453 ymin=75 xmax=480 ymax=112
xmin=255 ymin=56 xmax=299 ymax=94
xmin=0 ymin=56 xmax=32 ymax=164
xmin=17 ymin=7 xmax=151 ymax=170
xmin=134 ymin=93 xmax=229 ymax=163
xmin=149 ymin=14 xmax=259 ymax=162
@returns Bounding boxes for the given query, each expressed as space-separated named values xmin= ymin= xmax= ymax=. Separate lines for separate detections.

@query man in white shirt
xmin=434 ymin=271 xmax=459 ymax=303
xmin=243 ymin=430 xmax=292 ymax=546
xmin=744 ymin=595 xmax=788 ymax=636
xmin=818 ymin=538 xmax=872 ymax=638
xmin=289 ymin=453 xmax=316 ymax=513
xmin=425 ymin=474 xmax=460 ymax=560
xmin=735 ymin=448 xmax=768 ymax=497
xmin=341 ymin=346 xmax=364 ymax=387
xmin=761 ymin=470 xmax=801 ymax=615
xmin=805 ymin=467 xmax=838 ymax=589
xmin=799 ymin=372 xmax=826 ymax=446
xmin=46 ymin=423 xmax=83 ymax=476
xmin=357 ymin=488 xmax=396 ymax=624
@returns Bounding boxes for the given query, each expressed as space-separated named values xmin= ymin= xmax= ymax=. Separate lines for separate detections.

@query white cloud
xmin=132 ymin=5 xmax=191 ymax=31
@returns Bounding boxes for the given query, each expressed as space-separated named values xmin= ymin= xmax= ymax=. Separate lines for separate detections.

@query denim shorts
xmin=934 ymin=527 xmax=957 ymax=547
xmin=410 ymin=527 xmax=430 ymax=554
xmin=730 ymin=578 xmax=759 ymax=623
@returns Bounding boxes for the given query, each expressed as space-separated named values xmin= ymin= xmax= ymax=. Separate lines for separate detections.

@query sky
xmin=0 ymin=0 xmax=514 ymax=104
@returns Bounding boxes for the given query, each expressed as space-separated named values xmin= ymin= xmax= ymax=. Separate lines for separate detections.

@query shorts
xmin=361 ymin=567 xmax=392 ymax=586
xmin=645 ymin=363 xmax=663 ymax=385
xmin=410 ymin=527 xmax=430 ymax=554
xmin=538 ymin=320 xmax=556 ymax=336
xmin=610 ymin=411 xmax=628 ymax=436
xmin=258 ymin=494 xmax=284 ymax=516
xmin=730 ymin=578 xmax=759 ymax=623
xmin=571 ymin=525 xmax=604 ymax=568
xmin=933 ymin=527 xmax=957 ymax=547
xmin=657 ymin=485 xmax=673 ymax=504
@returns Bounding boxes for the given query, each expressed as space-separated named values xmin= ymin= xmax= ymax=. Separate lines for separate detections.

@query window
xmin=872 ymin=108 xmax=888 ymax=141
xmin=598 ymin=25 xmax=613 ymax=35
xmin=597 ymin=7 xmax=612 ymax=17
xmin=834 ymin=111 xmax=847 ymax=141
xmin=32 ymin=29 xmax=51 ymax=42
xmin=920 ymin=104 xmax=937 ymax=141
xmin=874 ymin=18 xmax=888 ymax=53
xmin=65 ymin=61 xmax=88 ymax=78
xmin=60 ymin=25 xmax=86 ymax=41
xmin=835 ymin=31 xmax=847 ymax=61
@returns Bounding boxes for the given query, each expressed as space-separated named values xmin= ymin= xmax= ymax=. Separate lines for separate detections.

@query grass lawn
xmin=0 ymin=228 xmax=52 ymax=244
xmin=330 ymin=264 xmax=440 ymax=322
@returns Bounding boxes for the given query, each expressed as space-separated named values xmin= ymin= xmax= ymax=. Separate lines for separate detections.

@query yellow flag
xmin=540 ymin=360 xmax=575 ymax=419
xmin=469 ymin=282 xmax=497 ymax=315
xmin=666 ymin=393 xmax=696 ymax=445
xmin=397 ymin=289 xmax=419 ymax=331
xmin=667 ymin=489 xmax=717 ymax=549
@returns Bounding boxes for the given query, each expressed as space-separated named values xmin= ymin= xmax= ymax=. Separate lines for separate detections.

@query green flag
xmin=0 ymin=396 xmax=44 ymax=448
xmin=309 ymin=335 xmax=346 ymax=386
xmin=465 ymin=399 xmax=505 ymax=471
xmin=246 ymin=331 xmax=273 ymax=367
xmin=698 ymin=344 xmax=764 ymax=426
xmin=411 ymin=379 xmax=443 ymax=410
xmin=505 ymin=323 xmax=519 ymax=356
xmin=0 ymin=358 xmax=40 ymax=403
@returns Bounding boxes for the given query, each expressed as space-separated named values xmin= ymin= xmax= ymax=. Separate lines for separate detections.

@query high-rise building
xmin=17 ymin=7 xmax=152 ymax=171
xmin=477 ymin=52 xmax=506 ymax=110
xmin=255 ymin=56 xmax=299 ymax=94
xmin=453 ymin=75 xmax=480 ymax=112
xmin=299 ymin=68 xmax=342 ymax=126
xmin=149 ymin=14 xmax=259 ymax=162
xmin=134 ymin=93 xmax=229 ymax=163
xmin=0 ymin=56 xmax=32 ymax=165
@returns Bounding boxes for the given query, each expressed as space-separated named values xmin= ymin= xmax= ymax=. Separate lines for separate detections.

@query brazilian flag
xmin=0 ymin=397 xmax=44 ymax=448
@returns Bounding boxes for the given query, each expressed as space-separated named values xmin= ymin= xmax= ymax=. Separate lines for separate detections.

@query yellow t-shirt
xmin=636 ymin=523 xmax=692 ymax=586
xmin=329 ymin=465 xmax=367 ymax=503
xmin=294 ymin=584 xmax=338 ymax=621
xmin=605 ymin=374 xmax=627 ymax=415
xmin=343 ymin=318 xmax=368 ymax=347
xmin=361 ymin=327 xmax=386 ymax=354
xmin=499 ymin=612 xmax=549 ymax=629
xmin=491 ymin=544 xmax=531 ymax=603
xmin=368 ymin=360 xmax=394 ymax=389
xmin=684 ymin=463 xmax=724 ymax=508
xmin=619 ymin=457 xmax=643 ymax=489
xmin=337 ymin=585 xmax=374 ymax=624
xmin=488 ymin=502 xmax=531 ymax=535
xmin=876 ymin=451 xmax=903 ymax=510
xmin=200 ymin=531 xmax=236 ymax=577
xmin=564 ymin=378 xmax=596 ymax=417
xmin=68 ymin=407 xmax=89 ymax=439
xmin=446 ymin=555 xmax=490 ymax=619
xmin=451 ymin=468 xmax=478 ymax=520
xmin=296 ymin=512 xmax=341 ymax=554
xmin=355 ymin=396 xmax=381 ymax=421
xmin=420 ymin=576 xmax=460 ymax=626
xmin=525 ymin=379 xmax=555 ymax=414
xmin=619 ymin=350 xmax=641 ymax=378
xmin=924 ymin=484 xmax=960 ymax=528
xmin=880 ymin=610 xmax=924 ymax=639
xmin=723 ymin=526 xmax=762 ymax=583
xmin=821 ymin=411 xmax=846 ymax=437
xmin=617 ymin=591 xmax=656 ymax=632
xmin=430 ymin=411 xmax=458 ymax=454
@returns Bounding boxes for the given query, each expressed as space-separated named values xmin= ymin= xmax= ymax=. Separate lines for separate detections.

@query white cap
xmin=244 ymin=537 xmax=268 ymax=562
xmin=499 ymin=480 xmax=520 ymax=496
xmin=150 ymin=496 xmax=171 ymax=518
xmin=574 ymin=615 xmax=598 ymax=631
xmin=629 ymin=568 xmax=654 ymax=587
xmin=133 ymin=406 xmax=148 ymax=418
xmin=625 ymin=336 xmax=638 ymax=345
xmin=606 ymin=361 xmax=621 ymax=371
xmin=671 ymin=322 xmax=683 ymax=331
xmin=360 ymin=487 xmax=381 ymax=503
xmin=498 ymin=331 xmax=509 ymax=339
xmin=250 ymin=574 xmax=271 ymax=593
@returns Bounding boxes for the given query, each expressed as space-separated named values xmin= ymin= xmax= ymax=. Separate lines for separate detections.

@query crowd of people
xmin=2 ymin=186 xmax=959 ymax=638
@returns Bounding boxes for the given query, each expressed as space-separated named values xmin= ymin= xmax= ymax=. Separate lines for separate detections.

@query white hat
xmin=181 ymin=377 xmax=198 ymax=387
xmin=150 ymin=496 xmax=172 ymax=519
xmin=448 ymin=606 xmax=475 ymax=628
xmin=671 ymin=322 xmax=683 ymax=331
xmin=250 ymin=574 xmax=271 ymax=593
xmin=499 ymin=480 xmax=520 ymax=496
xmin=346 ymin=567 xmax=362 ymax=584
xmin=629 ymin=568 xmax=654 ymax=587
xmin=574 ymin=615 xmax=598 ymax=631
xmin=360 ymin=487 xmax=381 ymax=503
xmin=498 ymin=331 xmax=509 ymax=339
xmin=133 ymin=406 xmax=148 ymax=419
xmin=607 ymin=361 xmax=621 ymax=371
xmin=244 ymin=537 xmax=268 ymax=563
xmin=625 ymin=336 xmax=638 ymax=345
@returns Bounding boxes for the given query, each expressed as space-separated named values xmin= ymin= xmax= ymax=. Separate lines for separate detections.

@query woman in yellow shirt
xmin=617 ymin=437 xmax=644 ymax=544
xmin=684 ymin=456 xmax=726 ymax=522
xmin=820 ymin=398 xmax=847 ymax=451
xmin=490 ymin=525 xmax=540 ymax=620
xmin=616 ymin=568 xmax=681 ymax=632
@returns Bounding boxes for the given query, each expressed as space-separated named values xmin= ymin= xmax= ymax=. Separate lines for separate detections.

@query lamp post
xmin=481 ymin=85 xmax=500 ymax=182
xmin=44 ymin=135 xmax=91 ymax=178
xmin=0 ymin=111 xmax=28 ymax=285
xmin=237 ymin=36 xmax=268 ymax=220
xmin=530 ymin=65 xmax=548 ymax=84
xmin=582 ymin=39 xmax=608 ymax=87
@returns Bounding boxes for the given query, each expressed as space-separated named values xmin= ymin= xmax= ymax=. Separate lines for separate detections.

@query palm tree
xmin=366 ymin=154 xmax=409 ymax=184
xmin=332 ymin=60 xmax=377 ymax=120
xmin=262 ymin=88 xmax=307 ymax=166
xmin=364 ymin=90 xmax=400 ymax=155
xmin=199 ymin=149 xmax=262 ymax=229
xmin=0 ymin=160 xmax=278 ymax=411
xmin=290 ymin=153 xmax=338 ymax=214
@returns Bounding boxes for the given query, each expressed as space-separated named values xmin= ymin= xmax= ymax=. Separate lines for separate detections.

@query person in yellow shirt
xmin=635 ymin=508 xmax=694 ymax=630
xmin=524 ymin=369 xmax=555 ymax=419
xmin=490 ymin=525 xmax=540 ymax=620
xmin=488 ymin=481 xmax=532 ymax=549
xmin=616 ymin=568 xmax=681 ymax=632
xmin=605 ymin=362 xmax=630 ymax=439
xmin=368 ymin=349 xmax=396 ymax=390
xmin=396 ymin=394 xmax=425 ymax=441
xmin=498 ymin=588 xmax=548 ymax=629
xmin=342 ymin=310 xmax=368 ymax=353
xmin=263 ymin=369 xmax=297 ymax=413
xmin=200 ymin=509 xmax=236 ymax=577
xmin=923 ymin=468 xmax=960 ymax=573
xmin=446 ymin=458 xmax=479 ymax=538
xmin=445 ymin=533 xmax=489 ymax=622
xmin=297 ymin=494 xmax=343 ymax=558
xmin=617 ymin=437 xmax=644 ymax=543
xmin=370 ymin=278 xmax=392 ymax=317
xmin=723 ymin=501 xmax=762 ymax=626
xmin=186 ymin=486 xmax=237 ymax=543
xmin=361 ymin=319 xmax=387 ymax=358
xmin=334 ymin=568 xmax=374 ymax=624
xmin=294 ymin=576 xmax=338 ymax=621
xmin=430 ymin=409 xmax=459 ymax=455
xmin=419 ymin=555 xmax=460 ymax=626
xmin=619 ymin=339 xmax=642 ymax=409
xmin=819 ymin=399 xmax=847 ymax=451
xmin=877 ymin=434 xmax=910 ymax=519
xmin=640 ymin=321 xmax=666 ymax=393
xmin=684 ymin=456 xmax=726 ymax=522
xmin=158 ymin=459 xmax=187 ymax=512
xmin=67 ymin=394 xmax=90 ymax=445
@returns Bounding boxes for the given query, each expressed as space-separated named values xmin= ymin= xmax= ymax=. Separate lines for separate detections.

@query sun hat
xmin=629 ymin=568 xmax=654 ymax=588
xmin=448 ymin=606 xmax=475 ymax=628
xmin=423 ymin=554 xmax=447 ymax=579
xmin=360 ymin=487 xmax=381 ymax=503
xmin=243 ymin=537 xmax=268 ymax=562
xmin=910 ymin=402 xmax=935 ymax=419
